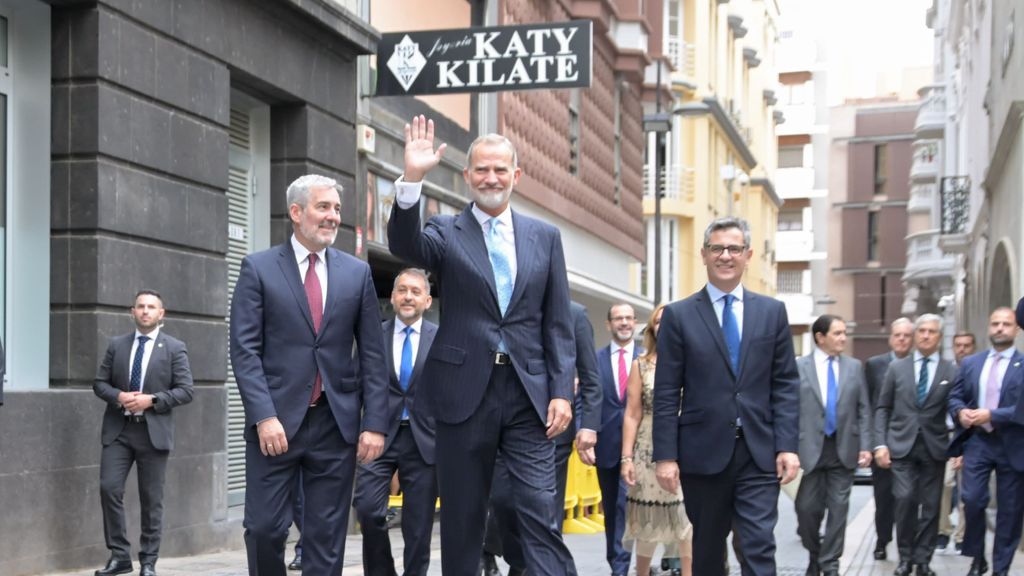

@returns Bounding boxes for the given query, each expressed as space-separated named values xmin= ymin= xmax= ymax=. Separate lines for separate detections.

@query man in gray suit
xmin=795 ymin=315 xmax=872 ymax=576
xmin=874 ymin=314 xmax=957 ymax=576
xmin=92 ymin=290 xmax=195 ymax=576
xmin=865 ymin=317 xmax=914 ymax=560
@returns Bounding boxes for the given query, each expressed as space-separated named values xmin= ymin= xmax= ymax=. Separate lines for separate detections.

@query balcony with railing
xmin=939 ymin=175 xmax=971 ymax=253
xmin=904 ymin=230 xmax=956 ymax=282
xmin=776 ymin=104 xmax=818 ymax=136
xmin=776 ymin=167 xmax=817 ymax=199
xmin=667 ymin=36 xmax=696 ymax=80
xmin=910 ymin=140 xmax=938 ymax=183
xmin=643 ymin=163 xmax=695 ymax=202
xmin=776 ymin=230 xmax=824 ymax=262
xmin=908 ymin=182 xmax=935 ymax=213
xmin=915 ymin=85 xmax=945 ymax=138
xmin=776 ymin=269 xmax=814 ymax=325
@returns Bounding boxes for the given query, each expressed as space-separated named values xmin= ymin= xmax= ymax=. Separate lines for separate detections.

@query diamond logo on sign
xmin=387 ymin=35 xmax=427 ymax=92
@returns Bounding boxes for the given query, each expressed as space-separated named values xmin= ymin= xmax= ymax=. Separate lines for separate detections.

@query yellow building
xmin=642 ymin=0 xmax=783 ymax=302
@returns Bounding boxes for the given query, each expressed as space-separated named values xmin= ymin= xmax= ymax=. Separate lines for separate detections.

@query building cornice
xmin=702 ymin=96 xmax=758 ymax=168
xmin=751 ymin=177 xmax=782 ymax=208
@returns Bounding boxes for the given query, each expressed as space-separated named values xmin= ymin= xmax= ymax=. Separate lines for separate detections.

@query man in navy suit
xmin=353 ymin=268 xmax=439 ymax=576
xmin=92 ymin=290 xmax=194 ymax=576
xmin=230 ymin=174 xmax=389 ymax=576
xmin=652 ymin=217 xmax=801 ymax=576
xmin=948 ymin=307 xmax=1024 ymax=576
xmin=388 ymin=116 xmax=576 ymax=576
xmin=594 ymin=303 xmax=640 ymax=576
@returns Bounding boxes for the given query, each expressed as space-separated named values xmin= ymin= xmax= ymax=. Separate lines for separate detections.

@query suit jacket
xmin=948 ymin=349 xmax=1024 ymax=470
xmin=874 ymin=354 xmax=956 ymax=461
xmin=652 ymin=286 xmax=800 ymax=475
xmin=555 ymin=302 xmax=603 ymax=447
xmin=93 ymin=331 xmax=194 ymax=451
xmin=595 ymin=343 xmax=642 ymax=468
xmin=795 ymin=353 xmax=871 ymax=470
xmin=229 ymin=242 xmax=389 ymax=444
xmin=865 ymin=352 xmax=896 ymax=412
xmin=387 ymin=202 xmax=576 ymax=425
xmin=382 ymin=317 xmax=438 ymax=464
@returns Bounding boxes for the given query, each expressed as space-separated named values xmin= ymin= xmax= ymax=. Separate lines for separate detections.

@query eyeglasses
xmin=705 ymin=244 xmax=747 ymax=257
xmin=610 ymin=316 xmax=635 ymax=323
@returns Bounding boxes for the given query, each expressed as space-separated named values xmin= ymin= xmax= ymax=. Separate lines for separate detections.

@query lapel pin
xmin=158 ymin=342 xmax=164 ymax=348
xmin=1014 ymin=362 xmax=1020 ymax=368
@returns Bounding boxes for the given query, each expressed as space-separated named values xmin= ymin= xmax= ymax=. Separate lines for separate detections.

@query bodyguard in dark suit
xmin=652 ymin=217 xmax=801 ymax=576
xmin=874 ymin=314 xmax=957 ymax=576
xmin=594 ymin=303 xmax=641 ymax=576
xmin=389 ymin=116 xmax=577 ymax=576
xmin=948 ymin=307 xmax=1024 ymax=576
xmin=92 ymin=290 xmax=194 ymax=576
xmin=794 ymin=315 xmax=872 ymax=576
xmin=230 ymin=175 xmax=389 ymax=576
xmin=486 ymin=301 xmax=603 ymax=574
xmin=353 ymin=268 xmax=439 ymax=576
xmin=864 ymin=317 xmax=914 ymax=560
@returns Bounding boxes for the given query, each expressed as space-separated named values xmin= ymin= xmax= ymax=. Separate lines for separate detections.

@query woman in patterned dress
xmin=621 ymin=304 xmax=692 ymax=576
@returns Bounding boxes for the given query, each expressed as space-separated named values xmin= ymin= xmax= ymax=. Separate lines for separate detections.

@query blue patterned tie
xmin=916 ymin=356 xmax=930 ymax=406
xmin=399 ymin=326 xmax=414 ymax=419
xmin=825 ymin=356 xmax=838 ymax=436
xmin=721 ymin=294 xmax=740 ymax=374
xmin=486 ymin=218 xmax=513 ymax=315
xmin=129 ymin=335 xmax=150 ymax=392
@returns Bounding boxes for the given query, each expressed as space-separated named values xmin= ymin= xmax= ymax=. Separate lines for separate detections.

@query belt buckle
xmin=494 ymin=352 xmax=511 ymax=365
xmin=734 ymin=426 xmax=743 ymax=439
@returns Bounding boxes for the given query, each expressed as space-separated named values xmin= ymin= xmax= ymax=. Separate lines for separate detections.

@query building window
xmin=777 ymin=269 xmax=803 ymax=293
xmin=777 ymin=209 xmax=803 ymax=231
xmin=867 ymin=211 xmax=880 ymax=261
xmin=873 ymin=144 xmax=888 ymax=196
xmin=778 ymin=145 xmax=803 ymax=168
xmin=569 ymin=89 xmax=580 ymax=176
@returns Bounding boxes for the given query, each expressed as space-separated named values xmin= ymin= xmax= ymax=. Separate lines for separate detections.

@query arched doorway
xmin=989 ymin=242 xmax=1014 ymax=309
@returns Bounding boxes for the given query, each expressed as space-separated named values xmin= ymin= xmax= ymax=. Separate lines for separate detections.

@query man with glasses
xmin=594 ymin=303 xmax=641 ymax=576
xmin=652 ymin=217 xmax=801 ymax=576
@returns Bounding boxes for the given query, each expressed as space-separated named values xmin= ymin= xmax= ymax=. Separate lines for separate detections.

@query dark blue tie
xmin=399 ymin=326 xmax=414 ymax=419
xmin=129 ymin=335 xmax=150 ymax=392
xmin=721 ymin=294 xmax=740 ymax=373
xmin=825 ymin=356 xmax=837 ymax=436
xmin=916 ymin=356 xmax=930 ymax=406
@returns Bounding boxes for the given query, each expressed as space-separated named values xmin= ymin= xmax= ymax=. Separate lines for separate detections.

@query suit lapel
xmin=276 ymin=243 xmax=316 ymax=334
xmin=998 ymin=351 xmax=1024 ymax=406
xmin=836 ymin=355 xmax=853 ymax=404
xmin=408 ymin=321 xmax=436 ymax=392
xmin=114 ymin=335 xmax=133 ymax=390
xmin=454 ymin=208 xmax=501 ymax=317
xmin=736 ymin=291 xmax=761 ymax=378
xmin=505 ymin=211 xmax=535 ymax=314
xmin=317 ymin=248 xmax=344 ymax=337
xmin=801 ymin=356 xmax=824 ymax=408
xmin=923 ymin=358 xmax=952 ymax=407
xmin=597 ymin=346 xmax=617 ymax=405
xmin=383 ymin=319 xmax=399 ymax=390
xmin=695 ymin=288 xmax=734 ymax=376
xmin=141 ymin=333 xmax=166 ymax=391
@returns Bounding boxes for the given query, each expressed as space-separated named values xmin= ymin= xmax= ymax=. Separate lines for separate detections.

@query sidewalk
xmin=43 ymin=498 xmax=1024 ymax=575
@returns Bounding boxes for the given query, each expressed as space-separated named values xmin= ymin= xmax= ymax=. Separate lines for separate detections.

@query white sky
xmin=778 ymin=0 xmax=935 ymax=102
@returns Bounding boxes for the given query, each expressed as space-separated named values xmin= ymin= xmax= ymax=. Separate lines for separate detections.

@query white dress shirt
xmin=609 ymin=341 xmax=636 ymax=392
xmin=813 ymin=346 xmax=839 ymax=404
xmin=290 ymin=235 xmax=327 ymax=310
xmin=913 ymin=350 xmax=940 ymax=395
xmin=126 ymin=327 xmax=159 ymax=414
xmin=705 ymin=283 xmax=745 ymax=338
xmin=978 ymin=348 xmax=1014 ymax=408
xmin=393 ymin=317 xmax=424 ymax=379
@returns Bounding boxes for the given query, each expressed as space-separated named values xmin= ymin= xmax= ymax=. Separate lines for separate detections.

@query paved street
xmin=43 ymin=486 xmax=1024 ymax=575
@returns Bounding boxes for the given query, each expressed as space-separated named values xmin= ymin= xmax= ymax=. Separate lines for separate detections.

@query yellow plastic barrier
xmin=562 ymin=444 xmax=601 ymax=533
xmin=387 ymin=493 xmax=440 ymax=510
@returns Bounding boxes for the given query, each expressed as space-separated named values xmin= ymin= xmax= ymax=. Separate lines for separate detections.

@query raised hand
xmin=404 ymin=114 xmax=447 ymax=182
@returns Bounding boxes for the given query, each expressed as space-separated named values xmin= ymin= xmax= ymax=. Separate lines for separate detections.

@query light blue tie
xmin=721 ymin=294 xmax=740 ymax=374
xmin=825 ymin=356 xmax=837 ymax=436
xmin=399 ymin=326 xmax=414 ymax=420
xmin=486 ymin=218 xmax=513 ymax=315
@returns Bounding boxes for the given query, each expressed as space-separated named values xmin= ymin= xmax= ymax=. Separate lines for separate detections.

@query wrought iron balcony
xmin=940 ymin=176 xmax=969 ymax=234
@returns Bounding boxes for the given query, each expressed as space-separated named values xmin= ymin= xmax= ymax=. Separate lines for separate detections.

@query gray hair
xmin=703 ymin=217 xmax=752 ymax=248
xmin=891 ymin=317 xmax=913 ymax=330
xmin=286 ymin=174 xmax=343 ymax=208
xmin=466 ymin=134 xmax=518 ymax=169
xmin=393 ymin=268 xmax=431 ymax=292
xmin=914 ymin=313 xmax=944 ymax=332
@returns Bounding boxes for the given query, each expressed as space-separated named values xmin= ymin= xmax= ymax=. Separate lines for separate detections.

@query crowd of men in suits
xmin=82 ymin=113 xmax=1024 ymax=576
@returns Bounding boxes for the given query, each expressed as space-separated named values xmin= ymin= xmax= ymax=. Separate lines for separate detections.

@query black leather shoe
xmin=915 ymin=564 xmax=936 ymax=576
xmin=95 ymin=558 xmax=133 ymax=576
xmin=139 ymin=564 xmax=157 ymax=576
xmin=894 ymin=561 xmax=912 ymax=576
xmin=967 ymin=557 xmax=988 ymax=576
xmin=991 ymin=571 xmax=1007 ymax=576
xmin=875 ymin=544 xmax=888 ymax=560
xmin=507 ymin=568 xmax=527 ymax=576
xmin=806 ymin=560 xmax=821 ymax=576
xmin=823 ymin=571 xmax=839 ymax=576
xmin=288 ymin=552 xmax=302 ymax=571
xmin=479 ymin=553 xmax=501 ymax=576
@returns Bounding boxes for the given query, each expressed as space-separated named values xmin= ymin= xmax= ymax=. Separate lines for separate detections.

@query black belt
xmin=494 ymin=352 xmax=512 ymax=365
xmin=125 ymin=414 xmax=146 ymax=423
xmin=399 ymin=419 xmax=411 ymax=427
